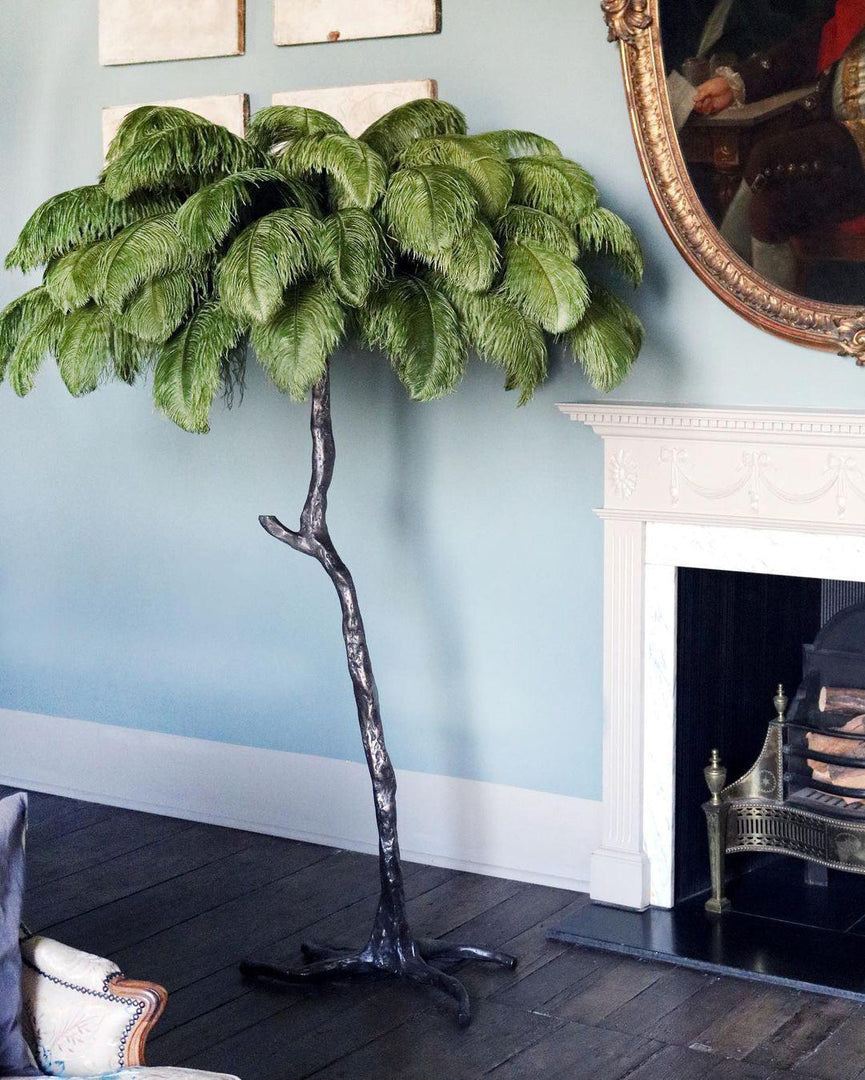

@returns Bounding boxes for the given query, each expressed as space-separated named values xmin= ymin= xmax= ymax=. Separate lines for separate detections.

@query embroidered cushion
xmin=0 ymin=793 xmax=38 ymax=1077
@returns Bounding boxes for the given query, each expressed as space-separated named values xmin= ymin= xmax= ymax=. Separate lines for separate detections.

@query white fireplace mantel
xmin=559 ymin=402 xmax=865 ymax=910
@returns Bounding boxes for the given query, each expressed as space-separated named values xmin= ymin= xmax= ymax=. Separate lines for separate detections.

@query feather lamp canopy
xmin=1 ymin=99 xmax=644 ymax=433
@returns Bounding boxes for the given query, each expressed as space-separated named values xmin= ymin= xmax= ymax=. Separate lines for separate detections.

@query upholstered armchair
xmin=16 ymin=935 xmax=238 ymax=1080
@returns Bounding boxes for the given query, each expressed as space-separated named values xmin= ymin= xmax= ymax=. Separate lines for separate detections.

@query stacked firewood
xmin=806 ymin=687 xmax=865 ymax=803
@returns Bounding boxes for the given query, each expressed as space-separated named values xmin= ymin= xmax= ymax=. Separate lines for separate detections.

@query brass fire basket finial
xmin=704 ymin=748 xmax=727 ymax=806
xmin=774 ymin=683 xmax=788 ymax=722
xmin=703 ymin=748 xmax=731 ymax=914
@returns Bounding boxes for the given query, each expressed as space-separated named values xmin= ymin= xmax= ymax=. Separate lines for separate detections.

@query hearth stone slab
xmin=548 ymin=893 xmax=865 ymax=1002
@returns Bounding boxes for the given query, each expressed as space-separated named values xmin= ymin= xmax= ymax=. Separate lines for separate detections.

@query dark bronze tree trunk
xmin=239 ymin=365 xmax=515 ymax=1025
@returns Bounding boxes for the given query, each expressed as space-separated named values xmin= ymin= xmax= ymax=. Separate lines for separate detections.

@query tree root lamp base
xmin=240 ymin=938 xmax=517 ymax=1027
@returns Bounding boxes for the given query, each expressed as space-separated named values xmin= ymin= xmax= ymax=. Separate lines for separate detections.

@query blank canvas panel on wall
xmin=272 ymin=80 xmax=437 ymax=137
xmin=274 ymin=0 xmax=440 ymax=46
xmin=99 ymin=0 xmax=245 ymax=65
xmin=101 ymin=94 xmax=249 ymax=155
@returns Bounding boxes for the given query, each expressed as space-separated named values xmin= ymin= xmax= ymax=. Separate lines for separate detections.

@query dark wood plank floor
xmin=8 ymin=785 xmax=861 ymax=1079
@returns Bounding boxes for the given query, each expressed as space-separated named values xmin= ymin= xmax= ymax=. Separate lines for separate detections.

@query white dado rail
xmin=560 ymin=403 xmax=865 ymax=910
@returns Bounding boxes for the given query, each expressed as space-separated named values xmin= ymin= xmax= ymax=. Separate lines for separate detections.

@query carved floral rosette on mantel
xmin=600 ymin=0 xmax=865 ymax=361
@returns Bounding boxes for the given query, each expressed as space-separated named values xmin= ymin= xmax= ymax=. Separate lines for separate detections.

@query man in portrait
xmin=663 ymin=0 xmax=830 ymax=74
xmin=692 ymin=0 xmax=865 ymax=290
xmin=719 ymin=0 xmax=829 ymax=53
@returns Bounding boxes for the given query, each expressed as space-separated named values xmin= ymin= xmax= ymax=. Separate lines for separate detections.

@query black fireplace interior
xmin=548 ymin=569 xmax=865 ymax=999
xmin=676 ymin=569 xmax=865 ymax=916
xmin=675 ymin=567 xmax=822 ymax=903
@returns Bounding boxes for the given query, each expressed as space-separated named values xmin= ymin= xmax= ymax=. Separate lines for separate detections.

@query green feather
xmin=97 ymin=214 xmax=193 ymax=313
xmin=0 ymin=286 xmax=58 ymax=379
xmin=399 ymin=136 xmax=514 ymax=219
xmin=105 ymin=105 xmax=212 ymax=163
xmin=250 ymin=281 xmax=346 ymax=400
xmin=279 ymin=134 xmax=387 ymax=210
xmin=509 ymin=157 xmax=598 ymax=225
xmin=5 ymin=186 xmax=181 ymax=272
xmin=433 ymin=221 xmax=499 ymax=293
xmin=577 ymin=206 xmax=644 ymax=286
xmin=452 ymin=287 xmax=547 ymax=404
xmin=382 ymin=165 xmax=478 ymax=258
xmin=44 ymin=250 xmax=88 ymax=313
xmin=175 ymin=171 xmax=322 ymax=255
xmin=246 ymin=105 xmax=347 ymax=152
xmin=153 ymin=302 xmax=244 ymax=433
xmin=112 ymin=329 xmax=153 ymax=384
xmin=500 ymin=240 xmax=589 ymax=333
xmin=317 ymin=208 xmax=386 ymax=307
xmin=175 ymin=168 xmax=300 ymax=254
xmin=363 ymin=276 xmax=466 ymax=400
xmin=473 ymin=130 xmax=561 ymax=158
xmin=55 ymin=304 xmax=118 ymax=396
xmin=44 ymin=240 xmax=111 ymax=312
xmin=121 ymin=271 xmax=199 ymax=343
xmin=102 ymin=124 xmax=268 ymax=200
xmin=496 ymin=205 xmax=579 ymax=260
xmin=1 ymin=99 xmax=642 ymax=419
xmin=7 ymin=307 xmax=65 ymax=396
xmin=7 ymin=187 xmax=111 ymax=271
xmin=360 ymin=99 xmax=467 ymax=163
xmin=218 ymin=209 xmax=320 ymax=323
xmin=565 ymin=283 xmax=642 ymax=391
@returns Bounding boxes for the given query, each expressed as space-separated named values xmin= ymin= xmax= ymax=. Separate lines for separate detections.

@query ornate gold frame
xmin=601 ymin=0 xmax=865 ymax=361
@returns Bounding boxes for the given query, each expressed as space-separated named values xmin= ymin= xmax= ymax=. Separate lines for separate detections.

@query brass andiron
xmin=697 ymin=605 xmax=865 ymax=913
xmin=703 ymin=748 xmax=731 ymax=914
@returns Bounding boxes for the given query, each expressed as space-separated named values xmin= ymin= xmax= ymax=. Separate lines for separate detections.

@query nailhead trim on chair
xmin=22 ymin=958 xmax=145 ymax=1069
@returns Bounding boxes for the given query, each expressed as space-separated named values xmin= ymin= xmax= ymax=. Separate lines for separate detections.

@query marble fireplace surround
xmin=560 ymin=403 xmax=865 ymax=911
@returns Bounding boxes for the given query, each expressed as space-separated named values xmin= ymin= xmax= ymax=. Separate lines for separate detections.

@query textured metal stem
xmin=261 ymin=366 xmax=409 ymax=948
xmin=250 ymin=363 xmax=516 ymax=1023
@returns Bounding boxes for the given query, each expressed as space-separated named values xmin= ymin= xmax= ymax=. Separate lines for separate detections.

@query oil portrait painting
xmin=663 ymin=0 xmax=865 ymax=303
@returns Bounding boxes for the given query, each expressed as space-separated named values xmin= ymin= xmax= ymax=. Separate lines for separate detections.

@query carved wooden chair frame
xmin=108 ymin=976 xmax=169 ymax=1065
xmin=18 ymin=928 xmax=169 ymax=1072
xmin=601 ymin=0 xmax=865 ymax=361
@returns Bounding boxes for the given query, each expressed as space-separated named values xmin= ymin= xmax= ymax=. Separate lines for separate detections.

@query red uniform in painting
xmin=818 ymin=0 xmax=865 ymax=71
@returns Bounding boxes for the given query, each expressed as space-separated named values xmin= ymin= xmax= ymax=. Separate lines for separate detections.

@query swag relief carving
xmin=659 ymin=446 xmax=865 ymax=517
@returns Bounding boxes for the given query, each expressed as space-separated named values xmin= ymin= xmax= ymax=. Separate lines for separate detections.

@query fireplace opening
xmin=550 ymin=565 xmax=865 ymax=993
xmin=676 ymin=568 xmax=865 ymax=928
xmin=549 ymin=567 xmax=865 ymax=1001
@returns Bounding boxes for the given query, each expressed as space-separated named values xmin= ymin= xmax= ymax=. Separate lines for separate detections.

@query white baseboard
xmin=0 ymin=709 xmax=598 ymax=891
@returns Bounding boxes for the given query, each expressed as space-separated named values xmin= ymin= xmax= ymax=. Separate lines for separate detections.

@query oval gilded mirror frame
xmin=601 ymin=0 xmax=865 ymax=363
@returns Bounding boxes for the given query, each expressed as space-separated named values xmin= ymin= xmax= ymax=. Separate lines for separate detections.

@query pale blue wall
xmin=1 ymin=1 xmax=862 ymax=803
